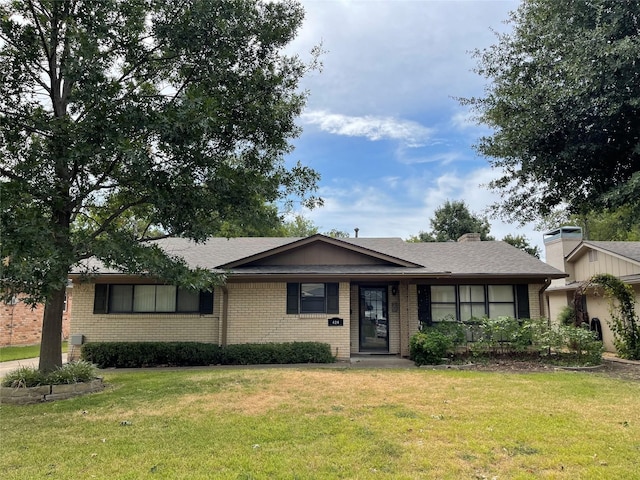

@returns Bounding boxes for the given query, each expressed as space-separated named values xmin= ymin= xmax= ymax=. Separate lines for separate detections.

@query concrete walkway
xmin=0 ymin=354 xmax=69 ymax=378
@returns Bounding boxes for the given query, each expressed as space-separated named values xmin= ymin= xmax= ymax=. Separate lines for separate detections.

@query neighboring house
xmin=544 ymin=226 xmax=640 ymax=353
xmin=68 ymin=234 xmax=565 ymax=361
xmin=0 ymin=289 xmax=72 ymax=347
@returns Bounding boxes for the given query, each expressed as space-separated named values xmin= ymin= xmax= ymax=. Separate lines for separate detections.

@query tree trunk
xmin=39 ymin=286 xmax=66 ymax=373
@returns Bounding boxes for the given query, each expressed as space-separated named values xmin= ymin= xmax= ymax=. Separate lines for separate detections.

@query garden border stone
xmin=0 ymin=378 xmax=103 ymax=405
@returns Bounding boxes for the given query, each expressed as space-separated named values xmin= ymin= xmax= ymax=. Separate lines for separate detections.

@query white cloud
xmin=301 ymin=110 xmax=434 ymax=146
xmin=298 ymin=165 xmax=546 ymax=253
xmin=290 ymin=0 xmax=518 ymax=114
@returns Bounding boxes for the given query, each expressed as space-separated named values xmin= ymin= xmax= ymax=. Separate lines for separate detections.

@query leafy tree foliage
xmin=0 ymin=0 xmax=320 ymax=371
xmin=464 ymin=0 xmax=640 ymax=223
xmin=409 ymin=200 xmax=493 ymax=242
xmin=501 ymin=234 xmax=541 ymax=258
xmin=323 ymin=229 xmax=350 ymax=238
xmin=278 ymin=213 xmax=319 ymax=237
xmin=537 ymin=205 xmax=640 ymax=241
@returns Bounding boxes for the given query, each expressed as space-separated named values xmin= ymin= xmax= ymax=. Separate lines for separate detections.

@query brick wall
xmin=68 ymin=283 xmax=219 ymax=361
xmin=225 ymin=282 xmax=351 ymax=360
xmin=70 ymin=281 xmax=352 ymax=361
xmin=0 ymin=291 xmax=71 ymax=346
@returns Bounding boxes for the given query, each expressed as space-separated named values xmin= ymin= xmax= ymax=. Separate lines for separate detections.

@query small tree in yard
xmin=0 ymin=0 xmax=321 ymax=372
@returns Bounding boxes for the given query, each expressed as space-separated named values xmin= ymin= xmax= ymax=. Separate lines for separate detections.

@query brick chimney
xmin=457 ymin=233 xmax=481 ymax=242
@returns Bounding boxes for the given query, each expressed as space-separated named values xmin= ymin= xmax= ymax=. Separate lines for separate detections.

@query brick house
xmin=544 ymin=226 xmax=640 ymax=353
xmin=0 ymin=289 xmax=72 ymax=347
xmin=68 ymin=234 xmax=565 ymax=361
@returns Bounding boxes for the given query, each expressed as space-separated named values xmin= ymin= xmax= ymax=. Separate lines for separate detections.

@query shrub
xmin=82 ymin=341 xmax=334 ymax=368
xmin=2 ymin=361 xmax=98 ymax=388
xmin=555 ymin=324 xmax=603 ymax=366
xmin=81 ymin=342 xmax=224 ymax=368
xmin=557 ymin=306 xmax=577 ymax=326
xmin=409 ymin=330 xmax=453 ymax=366
xmin=471 ymin=316 xmax=533 ymax=355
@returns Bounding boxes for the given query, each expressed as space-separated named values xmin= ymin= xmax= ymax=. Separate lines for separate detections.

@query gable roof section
xmin=567 ymin=241 xmax=640 ymax=266
xmin=221 ymin=234 xmax=422 ymax=269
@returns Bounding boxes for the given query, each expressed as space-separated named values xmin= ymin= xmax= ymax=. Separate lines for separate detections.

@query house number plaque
xmin=328 ymin=317 xmax=344 ymax=326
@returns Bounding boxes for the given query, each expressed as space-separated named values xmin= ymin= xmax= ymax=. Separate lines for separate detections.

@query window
xmin=459 ymin=285 xmax=486 ymax=321
xmin=93 ymin=284 xmax=213 ymax=314
xmin=287 ymin=282 xmax=339 ymax=314
xmin=488 ymin=285 xmax=515 ymax=318
xmin=430 ymin=285 xmax=456 ymax=322
xmin=424 ymin=284 xmax=528 ymax=323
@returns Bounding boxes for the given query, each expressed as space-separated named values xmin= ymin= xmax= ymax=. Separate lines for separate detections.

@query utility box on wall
xmin=70 ymin=334 xmax=85 ymax=346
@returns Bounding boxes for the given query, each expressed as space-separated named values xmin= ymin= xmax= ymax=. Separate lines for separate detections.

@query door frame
xmin=358 ymin=285 xmax=390 ymax=353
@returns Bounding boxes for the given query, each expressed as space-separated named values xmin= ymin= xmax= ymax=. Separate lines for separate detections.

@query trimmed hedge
xmin=81 ymin=341 xmax=335 ymax=368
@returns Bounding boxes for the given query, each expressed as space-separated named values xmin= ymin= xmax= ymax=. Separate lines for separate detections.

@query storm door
xmin=359 ymin=286 xmax=389 ymax=352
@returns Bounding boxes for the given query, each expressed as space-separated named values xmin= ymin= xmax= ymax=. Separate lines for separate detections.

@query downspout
xmin=220 ymin=286 xmax=229 ymax=347
xmin=539 ymin=278 xmax=552 ymax=356
xmin=538 ymin=278 xmax=552 ymax=319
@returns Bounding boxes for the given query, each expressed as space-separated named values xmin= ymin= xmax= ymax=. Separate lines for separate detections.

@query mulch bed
xmin=458 ymin=356 xmax=640 ymax=381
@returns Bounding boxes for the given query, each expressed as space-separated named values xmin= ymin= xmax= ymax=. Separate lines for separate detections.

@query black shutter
xmin=286 ymin=283 xmax=299 ymax=314
xmin=516 ymin=284 xmax=530 ymax=319
xmin=417 ymin=285 xmax=431 ymax=327
xmin=199 ymin=291 xmax=214 ymax=314
xmin=326 ymin=283 xmax=339 ymax=314
xmin=93 ymin=284 xmax=108 ymax=314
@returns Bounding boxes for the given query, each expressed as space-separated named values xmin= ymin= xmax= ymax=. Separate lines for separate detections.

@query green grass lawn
xmin=1 ymin=367 xmax=639 ymax=479
xmin=0 ymin=342 xmax=68 ymax=362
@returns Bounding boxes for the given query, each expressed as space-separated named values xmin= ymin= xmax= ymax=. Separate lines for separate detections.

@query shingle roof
xmin=74 ymin=235 xmax=565 ymax=278
xmin=129 ymin=235 xmax=564 ymax=278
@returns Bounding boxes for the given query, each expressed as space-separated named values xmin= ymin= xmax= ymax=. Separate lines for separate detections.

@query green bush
xmin=2 ymin=361 xmax=98 ymax=388
xmin=471 ymin=316 xmax=533 ymax=355
xmin=81 ymin=342 xmax=224 ymax=368
xmin=555 ymin=324 xmax=603 ymax=365
xmin=409 ymin=330 xmax=453 ymax=366
xmin=81 ymin=341 xmax=334 ymax=368
xmin=557 ymin=306 xmax=577 ymax=326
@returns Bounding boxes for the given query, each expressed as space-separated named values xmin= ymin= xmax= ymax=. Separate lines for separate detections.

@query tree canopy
xmin=501 ymin=234 xmax=541 ymax=259
xmin=0 ymin=0 xmax=320 ymax=371
xmin=409 ymin=200 xmax=493 ymax=242
xmin=464 ymin=0 xmax=640 ymax=223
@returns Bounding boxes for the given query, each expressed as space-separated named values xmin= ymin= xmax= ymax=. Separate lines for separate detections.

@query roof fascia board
xmin=220 ymin=234 xmax=422 ymax=268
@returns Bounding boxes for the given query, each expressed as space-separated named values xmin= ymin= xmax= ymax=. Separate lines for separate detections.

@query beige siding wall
xmin=573 ymin=251 xmax=640 ymax=281
xmin=547 ymin=291 xmax=569 ymax=328
xmin=225 ymin=282 xmax=351 ymax=360
xmin=546 ymin=287 xmax=632 ymax=353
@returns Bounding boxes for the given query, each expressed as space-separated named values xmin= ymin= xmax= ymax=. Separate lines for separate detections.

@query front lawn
xmin=1 ymin=368 xmax=638 ymax=479
xmin=0 ymin=342 xmax=68 ymax=362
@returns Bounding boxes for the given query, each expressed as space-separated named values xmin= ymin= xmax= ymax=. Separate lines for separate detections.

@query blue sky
xmin=282 ymin=1 xmax=549 ymax=251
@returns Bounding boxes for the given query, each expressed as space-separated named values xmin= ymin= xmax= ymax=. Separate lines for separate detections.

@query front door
xmin=359 ymin=286 xmax=389 ymax=352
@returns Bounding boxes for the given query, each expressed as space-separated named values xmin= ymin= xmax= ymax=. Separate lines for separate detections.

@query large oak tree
xmin=0 ymin=0 xmax=320 ymax=371
xmin=464 ymin=0 xmax=640 ymax=223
